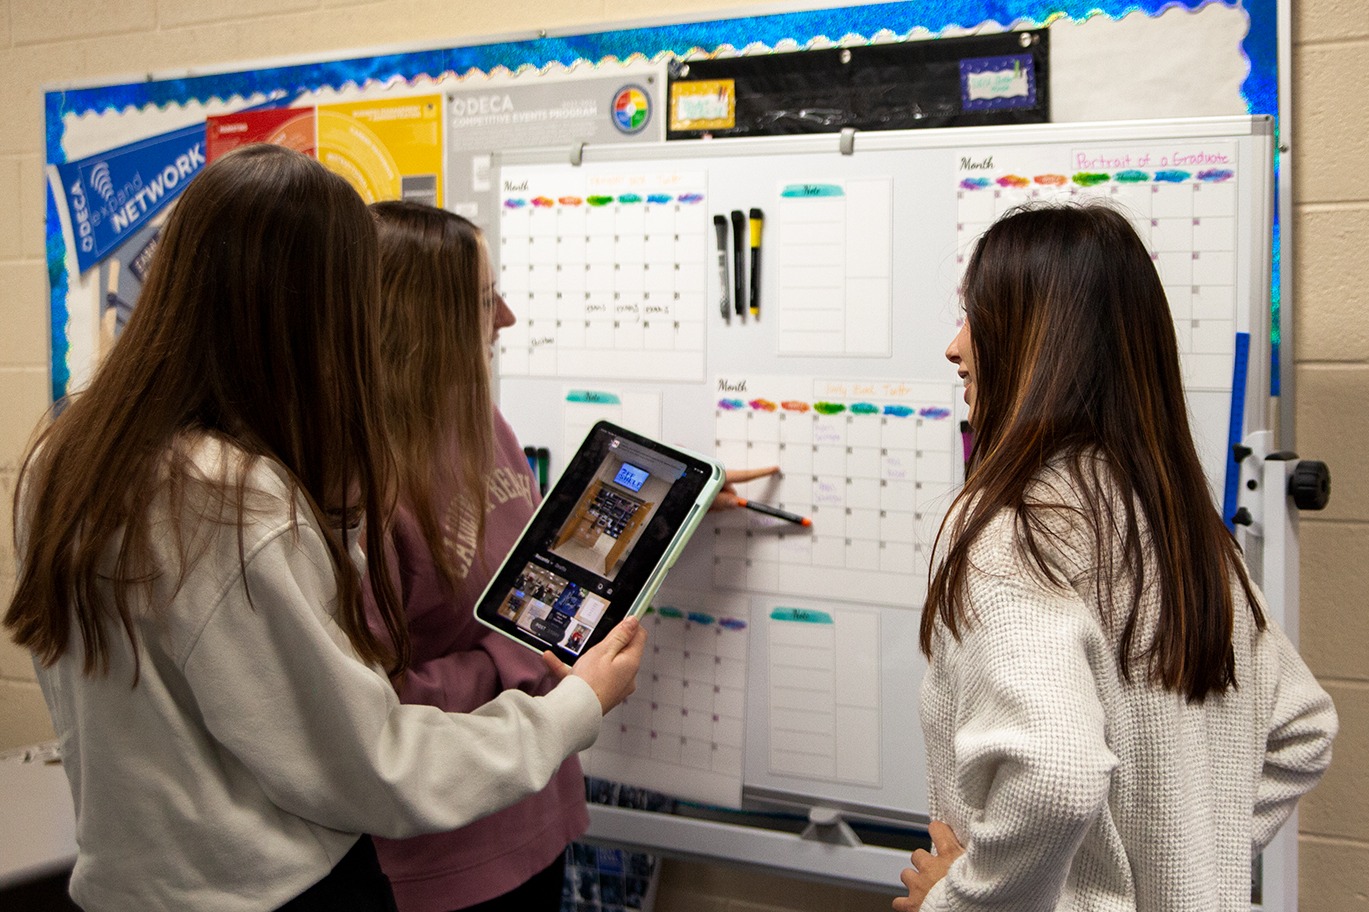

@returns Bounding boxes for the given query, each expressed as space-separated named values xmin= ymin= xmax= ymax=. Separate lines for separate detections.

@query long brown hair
xmin=922 ymin=202 xmax=1263 ymax=701
xmin=5 ymin=143 xmax=408 ymax=680
xmin=370 ymin=201 xmax=494 ymax=588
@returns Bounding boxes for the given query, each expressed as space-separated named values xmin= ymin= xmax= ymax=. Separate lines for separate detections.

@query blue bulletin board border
xmin=42 ymin=0 xmax=1280 ymax=402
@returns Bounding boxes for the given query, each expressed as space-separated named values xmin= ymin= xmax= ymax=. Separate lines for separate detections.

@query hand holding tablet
xmin=474 ymin=422 xmax=723 ymax=665
xmin=540 ymin=615 xmax=647 ymax=713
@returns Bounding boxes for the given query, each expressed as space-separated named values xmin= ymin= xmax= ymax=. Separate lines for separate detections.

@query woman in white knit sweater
xmin=898 ymin=203 xmax=1337 ymax=912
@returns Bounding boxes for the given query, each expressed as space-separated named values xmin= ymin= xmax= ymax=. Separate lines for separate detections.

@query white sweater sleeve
xmin=923 ymin=566 xmax=1118 ymax=912
xmin=180 ymin=520 xmax=602 ymax=839
xmin=1251 ymin=622 xmax=1337 ymax=853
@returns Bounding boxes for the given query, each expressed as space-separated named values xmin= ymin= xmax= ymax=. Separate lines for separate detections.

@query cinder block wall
xmin=0 ymin=2 xmax=1362 ymax=910
xmin=1288 ymin=4 xmax=1369 ymax=910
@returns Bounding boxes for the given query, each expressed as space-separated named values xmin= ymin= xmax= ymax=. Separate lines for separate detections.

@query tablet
xmin=474 ymin=421 xmax=724 ymax=663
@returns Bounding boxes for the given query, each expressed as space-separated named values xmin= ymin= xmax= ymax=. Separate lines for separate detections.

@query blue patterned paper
xmin=42 ymin=0 xmax=1281 ymax=401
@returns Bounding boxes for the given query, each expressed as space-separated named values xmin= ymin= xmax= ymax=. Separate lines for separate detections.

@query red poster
xmin=205 ymin=108 xmax=316 ymax=162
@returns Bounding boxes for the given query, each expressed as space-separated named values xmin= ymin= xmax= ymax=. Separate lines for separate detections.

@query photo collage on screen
xmin=493 ymin=432 xmax=688 ymax=655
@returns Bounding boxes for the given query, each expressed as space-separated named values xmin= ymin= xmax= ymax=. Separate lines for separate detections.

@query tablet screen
xmin=475 ymin=422 xmax=720 ymax=661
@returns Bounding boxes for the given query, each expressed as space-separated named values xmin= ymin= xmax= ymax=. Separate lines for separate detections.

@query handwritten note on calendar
xmin=711 ymin=375 xmax=960 ymax=607
xmin=955 ymin=141 xmax=1240 ymax=391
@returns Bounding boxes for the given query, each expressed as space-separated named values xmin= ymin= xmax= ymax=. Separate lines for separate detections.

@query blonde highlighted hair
xmin=370 ymin=201 xmax=495 ymax=589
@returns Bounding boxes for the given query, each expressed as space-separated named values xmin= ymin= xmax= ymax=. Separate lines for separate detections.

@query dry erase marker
xmin=748 ymin=207 xmax=764 ymax=319
xmin=735 ymin=498 xmax=811 ymax=527
xmin=730 ymin=209 xmax=747 ymax=318
xmin=535 ymin=447 xmax=550 ymax=496
xmin=713 ymin=214 xmax=731 ymax=321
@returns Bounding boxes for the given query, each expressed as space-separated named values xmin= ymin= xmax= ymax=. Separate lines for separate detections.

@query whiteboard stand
xmin=800 ymin=806 xmax=863 ymax=847
xmin=584 ymin=804 xmax=907 ymax=895
xmin=1234 ymin=429 xmax=1332 ymax=911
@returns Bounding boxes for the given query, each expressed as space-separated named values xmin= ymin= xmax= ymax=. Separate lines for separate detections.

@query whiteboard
xmin=493 ymin=115 xmax=1274 ymax=822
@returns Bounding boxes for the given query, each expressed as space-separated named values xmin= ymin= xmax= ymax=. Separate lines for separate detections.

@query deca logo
xmin=611 ymin=85 xmax=651 ymax=135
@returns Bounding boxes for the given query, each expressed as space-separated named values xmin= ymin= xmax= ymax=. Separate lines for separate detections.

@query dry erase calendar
xmin=955 ymin=139 xmax=1242 ymax=391
xmin=497 ymin=166 xmax=709 ymax=382
xmin=495 ymin=118 xmax=1272 ymax=827
xmin=710 ymin=375 xmax=960 ymax=607
xmin=579 ymin=589 xmax=751 ymax=808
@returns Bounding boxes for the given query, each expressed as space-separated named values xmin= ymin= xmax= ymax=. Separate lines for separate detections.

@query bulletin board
xmin=492 ymin=114 xmax=1275 ymax=823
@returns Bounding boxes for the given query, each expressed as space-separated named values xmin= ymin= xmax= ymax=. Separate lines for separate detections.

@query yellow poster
xmin=317 ymin=95 xmax=444 ymax=205
xmin=669 ymin=79 xmax=735 ymax=132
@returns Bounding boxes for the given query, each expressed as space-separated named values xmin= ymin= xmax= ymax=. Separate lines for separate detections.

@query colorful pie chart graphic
xmin=612 ymin=85 xmax=651 ymax=134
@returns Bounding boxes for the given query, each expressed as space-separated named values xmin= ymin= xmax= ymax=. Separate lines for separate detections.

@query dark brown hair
xmin=370 ymin=200 xmax=494 ymax=589
xmin=6 ymin=143 xmax=408 ymax=679
xmin=922 ymin=202 xmax=1263 ymax=701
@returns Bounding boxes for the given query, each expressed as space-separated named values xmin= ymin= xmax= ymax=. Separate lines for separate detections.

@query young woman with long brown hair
xmin=896 ymin=202 xmax=1336 ymax=912
xmin=365 ymin=200 xmax=777 ymax=912
xmin=4 ymin=144 xmax=645 ymax=912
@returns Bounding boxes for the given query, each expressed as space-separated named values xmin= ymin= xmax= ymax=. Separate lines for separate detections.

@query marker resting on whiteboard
xmin=730 ymin=209 xmax=747 ymax=318
xmin=735 ymin=498 xmax=811 ymax=527
xmin=748 ymin=207 xmax=764 ymax=319
xmin=713 ymin=214 xmax=731 ymax=322
xmin=535 ymin=446 xmax=550 ymax=496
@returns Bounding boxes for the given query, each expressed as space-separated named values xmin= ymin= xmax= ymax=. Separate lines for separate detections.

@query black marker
xmin=713 ymin=214 xmax=731 ymax=322
xmin=735 ymin=498 xmax=811 ymax=527
xmin=729 ymin=209 xmax=747 ymax=318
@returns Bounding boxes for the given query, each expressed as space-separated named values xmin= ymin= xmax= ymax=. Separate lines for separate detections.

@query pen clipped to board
xmin=713 ymin=214 xmax=731 ymax=322
xmin=729 ymin=209 xmax=747 ymax=318
xmin=748 ymin=208 xmax=764 ymax=319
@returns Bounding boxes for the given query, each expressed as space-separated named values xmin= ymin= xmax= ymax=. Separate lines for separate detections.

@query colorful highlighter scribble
xmin=780 ymin=400 xmax=810 ymax=413
xmin=686 ymin=611 xmax=716 ymax=626
xmin=676 ymin=193 xmax=705 ymax=204
xmin=813 ymin=402 xmax=846 ymax=415
xmin=1073 ymin=172 xmax=1110 ymax=187
xmin=959 ymin=177 xmax=992 ymax=190
xmin=1196 ymin=169 xmax=1235 ymax=183
xmin=748 ymin=398 xmax=778 ymax=412
xmin=1114 ymin=170 xmax=1150 ymax=183
xmin=882 ymin=405 xmax=915 ymax=418
xmin=617 ymin=193 xmax=643 ymax=204
xmin=996 ymin=174 xmax=1030 ymax=189
xmin=1034 ymin=174 xmax=1068 ymax=186
xmin=557 ymin=196 xmax=583 ymax=206
xmin=586 ymin=195 xmax=614 ymax=206
xmin=1153 ymin=170 xmax=1191 ymax=183
xmin=919 ymin=406 xmax=952 ymax=420
xmin=781 ymin=183 xmax=844 ymax=198
xmin=646 ymin=193 xmax=672 ymax=204
xmin=850 ymin=402 xmax=879 ymax=415
xmin=503 ymin=198 xmax=526 ymax=209
xmin=717 ymin=398 xmax=745 ymax=410
xmin=718 ymin=617 xmax=748 ymax=631
xmin=655 ymin=605 xmax=684 ymax=619
xmin=530 ymin=196 xmax=554 ymax=208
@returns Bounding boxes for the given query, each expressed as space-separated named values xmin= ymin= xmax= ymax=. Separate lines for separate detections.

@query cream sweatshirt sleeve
xmin=180 ymin=517 xmax=603 ymax=840
xmin=921 ymin=560 xmax=1119 ymax=911
xmin=1250 ymin=621 xmax=1337 ymax=853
